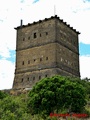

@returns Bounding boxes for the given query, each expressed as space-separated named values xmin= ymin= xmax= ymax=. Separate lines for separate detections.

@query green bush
xmin=0 ymin=76 xmax=89 ymax=119
xmin=0 ymin=91 xmax=8 ymax=99
xmin=27 ymin=75 xmax=87 ymax=116
xmin=0 ymin=93 xmax=30 ymax=120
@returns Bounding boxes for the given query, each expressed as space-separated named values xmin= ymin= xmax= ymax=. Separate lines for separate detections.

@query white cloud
xmin=1 ymin=0 xmax=90 ymax=45
xmin=20 ymin=0 xmax=90 ymax=44
xmin=0 ymin=59 xmax=15 ymax=90
xmin=54 ymin=0 xmax=90 ymax=44
xmin=0 ymin=23 xmax=16 ymax=58
xmin=80 ymin=55 xmax=90 ymax=79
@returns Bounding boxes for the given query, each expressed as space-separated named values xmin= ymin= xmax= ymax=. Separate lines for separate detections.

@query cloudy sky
xmin=0 ymin=0 xmax=90 ymax=90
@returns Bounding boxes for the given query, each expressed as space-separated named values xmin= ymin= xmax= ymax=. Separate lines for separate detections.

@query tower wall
xmin=13 ymin=16 xmax=80 ymax=89
xmin=16 ymin=19 xmax=56 ymax=51
xmin=55 ymin=19 xmax=80 ymax=77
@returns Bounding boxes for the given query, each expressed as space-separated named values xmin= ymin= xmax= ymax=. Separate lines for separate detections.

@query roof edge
xmin=14 ymin=15 xmax=80 ymax=34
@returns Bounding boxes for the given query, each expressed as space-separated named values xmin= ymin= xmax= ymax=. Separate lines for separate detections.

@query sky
xmin=0 ymin=0 xmax=90 ymax=90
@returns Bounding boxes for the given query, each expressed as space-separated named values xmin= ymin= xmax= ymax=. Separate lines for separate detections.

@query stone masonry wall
xmin=13 ymin=16 xmax=80 ymax=89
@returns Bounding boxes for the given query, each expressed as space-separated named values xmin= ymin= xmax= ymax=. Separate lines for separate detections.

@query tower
xmin=13 ymin=15 xmax=80 ymax=89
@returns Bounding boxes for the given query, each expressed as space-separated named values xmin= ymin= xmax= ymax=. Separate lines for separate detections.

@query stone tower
xmin=13 ymin=15 xmax=80 ymax=89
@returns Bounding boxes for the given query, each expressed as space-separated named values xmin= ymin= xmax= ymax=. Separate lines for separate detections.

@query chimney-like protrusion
xmin=20 ymin=19 xmax=23 ymax=26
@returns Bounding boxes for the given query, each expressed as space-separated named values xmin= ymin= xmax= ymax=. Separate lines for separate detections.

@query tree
xmin=0 ymin=91 xmax=8 ymax=99
xmin=0 ymin=93 xmax=30 ymax=120
xmin=27 ymin=75 xmax=87 ymax=115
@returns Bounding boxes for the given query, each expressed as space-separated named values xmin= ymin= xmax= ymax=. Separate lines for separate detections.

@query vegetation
xmin=0 ymin=75 xmax=90 ymax=120
xmin=0 ymin=91 xmax=7 ymax=99
xmin=0 ymin=92 xmax=31 ymax=120
xmin=27 ymin=76 xmax=87 ymax=115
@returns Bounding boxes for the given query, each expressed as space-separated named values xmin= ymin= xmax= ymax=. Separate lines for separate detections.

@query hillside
xmin=0 ymin=75 xmax=90 ymax=120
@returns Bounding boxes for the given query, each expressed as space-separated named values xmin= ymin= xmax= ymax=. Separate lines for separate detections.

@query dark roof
xmin=14 ymin=15 xmax=80 ymax=34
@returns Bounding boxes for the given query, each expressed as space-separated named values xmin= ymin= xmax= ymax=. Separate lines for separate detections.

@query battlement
xmin=15 ymin=15 xmax=80 ymax=34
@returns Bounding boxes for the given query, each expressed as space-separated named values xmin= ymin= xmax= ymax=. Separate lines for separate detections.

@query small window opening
xmin=45 ymin=75 xmax=48 ymax=77
xmin=46 ymin=32 xmax=48 ymax=35
xmin=34 ymin=33 xmax=37 ymax=38
xmin=22 ymin=61 xmax=24 ymax=65
xmin=46 ymin=57 xmax=48 ymax=60
xmin=28 ymin=60 xmax=30 ymax=64
xmin=27 ymin=77 xmax=29 ymax=81
xmin=28 ymin=36 xmax=30 ymax=40
xmin=23 ymin=38 xmax=25 ymax=41
xmin=40 ymin=58 xmax=42 ymax=61
xmin=40 ymin=34 xmax=41 ymax=37
xmin=39 ymin=76 xmax=41 ymax=80
xmin=34 ymin=59 xmax=36 ymax=62
xmin=21 ymin=78 xmax=23 ymax=82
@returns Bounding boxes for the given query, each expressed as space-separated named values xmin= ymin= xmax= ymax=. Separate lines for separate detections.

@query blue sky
xmin=79 ymin=43 xmax=90 ymax=55
xmin=0 ymin=0 xmax=90 ymax=90
xmin=33 ymin=0 xmax=39 ymax=3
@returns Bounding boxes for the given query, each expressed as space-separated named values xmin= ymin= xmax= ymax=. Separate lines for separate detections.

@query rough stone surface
xmin=2 ymin=88 xmax=29 ymax=96
xmin=13 ymin=15 xmax=80 ymax=89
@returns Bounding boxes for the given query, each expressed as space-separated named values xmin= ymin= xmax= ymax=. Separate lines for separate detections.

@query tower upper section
xmin=15 ymin=15 xmax=80 ymax=53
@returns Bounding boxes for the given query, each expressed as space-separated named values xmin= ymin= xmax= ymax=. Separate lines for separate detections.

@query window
xmin=39 ymin=76 xmax=41 ymax=80
xmin=34 ymin=59 xmax=36 ymax=62
xmin=40 ymin=34 xmax=41 ymax=37
xmin=23 ymin=38 xmax=25 ymax=41
xmin=22 ymin=61 xmax=24 ymax=65
xmin=34 ymin=33 xmax=37 ymax=38
xmin=28 ymin=36 xmax=30 ymax=40
xmin=46 ymin=32 xmax=48 ymax=35
xmin=46 ymin=57 xmax=48 ymax=60
xmin=27 ymin=77 xmax=29 ymax=81
xmin=21 ymin=78 xmax=23 ymax=82
xmin=45 ymin=74 xmax=48 ymax=77
xmin=40 ymin=58 xmax=42 ymax=61
xmin=28 ymin=60 xmax=30 ymax=64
